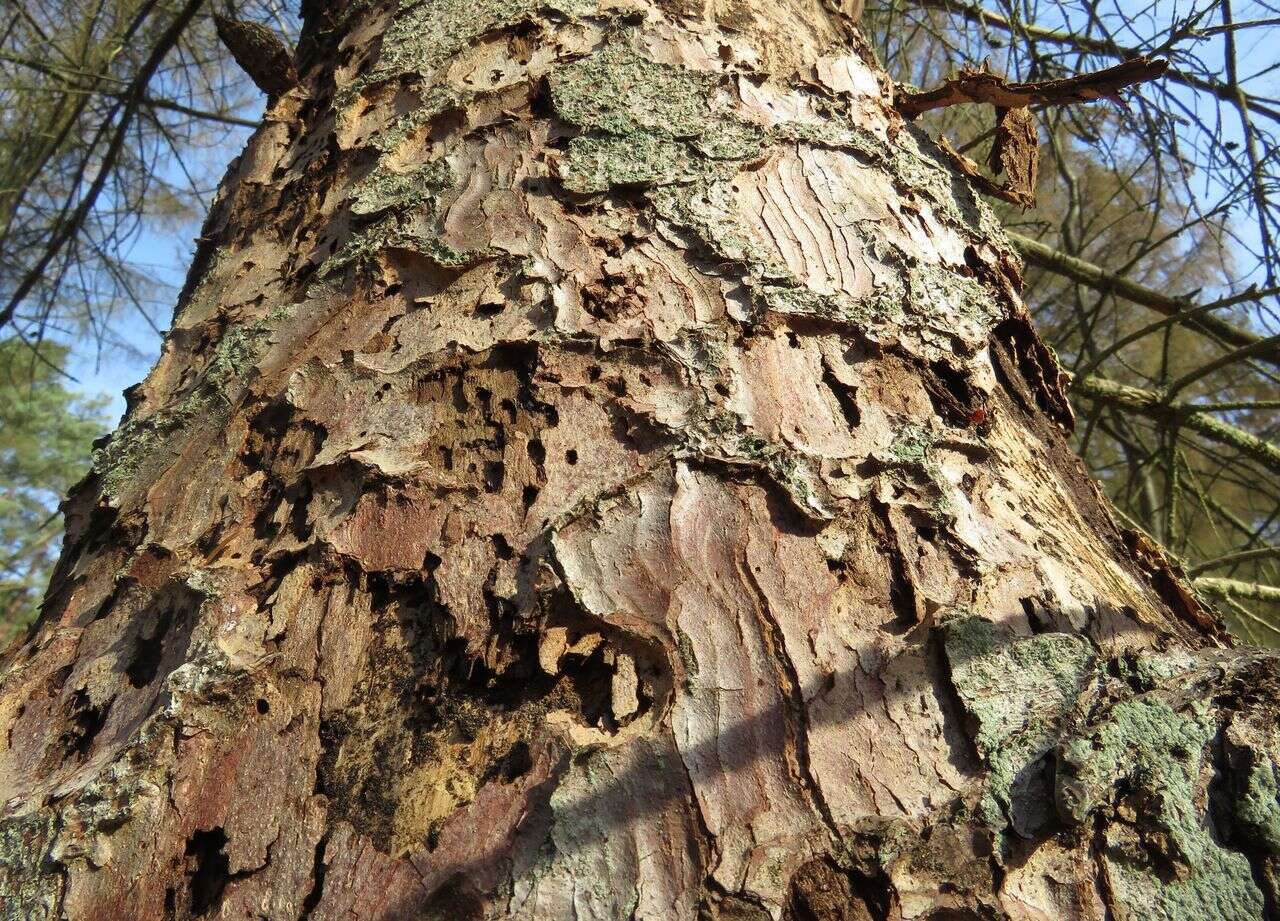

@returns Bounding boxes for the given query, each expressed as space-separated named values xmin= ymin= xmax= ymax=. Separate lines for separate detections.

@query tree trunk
xmin=2 ymin=2 xmax=1278 ymax=919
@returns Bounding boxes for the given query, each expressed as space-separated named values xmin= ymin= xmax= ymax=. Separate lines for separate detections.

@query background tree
xmin=0 ymin=0 xmax=292 ymax=353
xmin=1 ymin=2 xmax=1279 ymax=919
xmin=0 ymin=339 xmax=109 ymax=643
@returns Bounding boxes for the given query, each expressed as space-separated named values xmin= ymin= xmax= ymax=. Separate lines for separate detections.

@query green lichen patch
xmin=0 ymin=811 xmax=61 ymax=921
xmin=942 ymin=617 xmax=1095 ymax=835
xmin=370 ymin=85 xmax=462 ymax=154
xmin=549 ymin=40 xmax=715 ymax=139
xmin=855 ymin=253 xmax=1001 ymax=351
xmin=944 ymin=618 xmax=1094 ymax=752
xmin=548 ymin=38 xmax=766 ymax=197
xmin=1229 ymin=728 xmax=1280 ymax=854
xmin=365 ymin=0 xmax=591 ymax=90
xmin=1059 ymin=696 xmax=1265 ymax=920
xmin=349 ymin=158 xmax=454 ymax=217
xmin=771 ymin=118 xmax=884 ymax=158
xmin=660 ymin=398 xmax=836 ymax=520
xmin=324 ymin=154 xmax=493 ymax=281
xmin=93 ymin=306 xmax=293 ymax=502
xmin=885 ymin=423 xmax=935 ymax=467
xmin=904 ymin=259 xmax=1001 ymax=330
xmin=693 ymin=117 xmax=766 ymax=161
xmin=560 ymin=134 xmax=693 ymax=194
xmin=754 ymin=282 xmax=887 ymax=329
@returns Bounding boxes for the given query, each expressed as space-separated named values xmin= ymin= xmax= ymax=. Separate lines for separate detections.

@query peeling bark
xmin=1 ymin=2 xmax=1276 ymax=920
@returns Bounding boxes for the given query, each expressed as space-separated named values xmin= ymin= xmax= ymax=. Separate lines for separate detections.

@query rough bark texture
xmin=2 ymin=2 xmax=1278 ymax=919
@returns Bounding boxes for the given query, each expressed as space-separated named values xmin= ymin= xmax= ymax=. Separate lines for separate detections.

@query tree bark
xmin=2 ymin=2 xmax=1278 ymax=919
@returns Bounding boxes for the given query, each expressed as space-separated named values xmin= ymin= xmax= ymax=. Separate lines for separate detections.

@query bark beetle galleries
xmin=2 ymin=2 xmax=1278 ymax=920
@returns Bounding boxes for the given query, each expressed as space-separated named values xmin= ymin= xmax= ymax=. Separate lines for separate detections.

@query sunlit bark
xmin=2 ymin=2 xmax=1277 ymax=919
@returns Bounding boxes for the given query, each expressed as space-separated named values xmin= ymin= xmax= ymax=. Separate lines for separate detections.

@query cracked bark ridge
xmin=0 ymin=2 xmax=1275 ymax=920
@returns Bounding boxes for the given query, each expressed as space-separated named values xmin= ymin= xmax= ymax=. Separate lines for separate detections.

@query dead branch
xmin=896 ymin=56 xmax=1169 ymax=119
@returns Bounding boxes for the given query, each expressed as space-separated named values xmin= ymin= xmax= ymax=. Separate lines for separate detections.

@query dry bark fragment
xmin=988 ymin=105 xmax=1040 ymax=204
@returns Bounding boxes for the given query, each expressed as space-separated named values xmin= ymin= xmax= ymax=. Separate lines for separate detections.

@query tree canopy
xmin=0 ymin=338 xmax=109 ymax=643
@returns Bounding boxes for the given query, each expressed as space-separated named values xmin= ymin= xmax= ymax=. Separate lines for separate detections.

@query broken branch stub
xmin=902 ymin=57 xmax=1164 ymax=208
xmin=895 ymin=56 xmax=1169 ymax=119
xmin=213 ymin=14 xmax=299 ymax=99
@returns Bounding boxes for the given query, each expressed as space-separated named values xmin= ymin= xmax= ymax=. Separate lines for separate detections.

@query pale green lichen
xmin=323 ymin=153 xmax=496 ymax=281
xmin=349 ymin=158 xmax=454 ymax=217
xmin=548 ymin=38 xmax=765 ymax=197
xmin=887 ymin=126 xmax=1008 ymax=245
xmin=550 ymin=41 xmax=715 ymax=138
xmin=1062 ymin=697 xmax=1265 ymax=920
xmin=560 ymin=134 xmax=693 ymax=194
xmin=93 ymin=306 xmax=292 ymax=501
xmin=675 ymin=405 xmax=834 ymax=520
xmin=886 ymin=423 xmax=935 ymax=466
xmin=693 ymin=118 xmax=767 ymax=161
xmin=943 ymin=617 xmax=1095 ymax=835
xmin=1232 ymin=739 xmax=1280 ymax=853
xmin=184 ymin=568 xmax=222 ymax=599
xmin=370 ymin=85 xmax=461 ymax=154
xmin=360 ymin=0 xmax=591 ymax=93
xmin=771 ymin=118 xmax=884 ymax=155
xmin=318 ymin=215 xmax=485 ymax=285
xmin=0 ymin=811 xmax=60 ymax=921
xmin=755 ymin=283 xmax=887 ymax=328
xmin=649 ymin=177 xmax=780 ymax=271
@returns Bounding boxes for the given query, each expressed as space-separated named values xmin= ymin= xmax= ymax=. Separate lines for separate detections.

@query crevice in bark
xmin=821 ymin=359 xmax=861 ymax=430
xmin=299 ymin=833 xmax=328 ymax=918
xmin=315 ymin=559 xmax=661 ymax=855
xmin=737 ymin=551 xmax=839 ymax=840
xmin=1121 ymin=528 xmax=1221 ymax=637
xmin=990 ymin=315 xmax=1074 ymax=429
xmin=927 ymin=630 xmax=984 ymax=778
xmin=870 ymin=501 xmax=921 ymax=632
xmin=58 ymin=688 xmax=111 ymax=760
xmin=419 ymin=873 xmax=487 ymax=920
xmin=125 ymin=607 xmax=175 ymax=689
xmin=930 ymin=366 xmax=991 ymax=436
xmin=782 ymin=857 xmax=877 ymax=921
xmin=184 ymin=827 xmax=231 ymax=917
xmin=243 ymin=397 xmax=327 ymax=476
